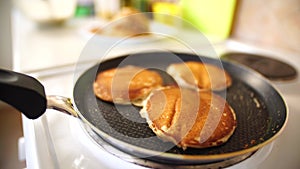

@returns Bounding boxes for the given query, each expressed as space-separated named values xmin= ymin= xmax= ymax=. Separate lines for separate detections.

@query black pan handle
xmin=0 ymin=69 xmax=47 ymax=119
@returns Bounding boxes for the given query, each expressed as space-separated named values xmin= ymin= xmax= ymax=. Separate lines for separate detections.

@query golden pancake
xmin=140 ymin=86 xmax=236 ymax=149
xmin=91 ymin=7 xmax=150 ymax=37
xmin=166 ymin=61 xmax=232 ymax=91
xmin=93 ymin=65 xmax=163 ymax=106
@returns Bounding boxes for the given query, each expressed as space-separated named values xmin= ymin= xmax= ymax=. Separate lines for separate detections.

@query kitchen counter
xmin=11 ymin=8 xmax=226 ymax=75
xmin=11 ymin=9 xmax=87 ymax=73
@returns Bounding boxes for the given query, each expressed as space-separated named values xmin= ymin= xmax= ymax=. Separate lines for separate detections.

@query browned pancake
xmin=93 ymin=65 xmax=163 ymax=106
xmin=140 ymin=86 xmax=236 ymax=149
xmin=166 ymin=61 xmax=232 ymax=91
xmin=91 ymin=7 xmax=150 ymax=37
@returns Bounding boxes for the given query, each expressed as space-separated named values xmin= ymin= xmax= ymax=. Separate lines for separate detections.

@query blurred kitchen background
xmin=0 ymin=0 xmax=300 ymax=168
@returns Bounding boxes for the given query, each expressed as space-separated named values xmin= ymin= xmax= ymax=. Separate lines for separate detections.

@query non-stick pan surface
xmin=73 ymin=52 xmax=287 ymax=164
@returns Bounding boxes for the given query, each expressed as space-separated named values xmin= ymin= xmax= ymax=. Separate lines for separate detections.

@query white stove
xmin=18 ymin=40 xmax=300 ymax=169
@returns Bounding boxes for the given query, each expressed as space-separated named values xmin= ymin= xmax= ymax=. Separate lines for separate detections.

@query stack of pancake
xmin=93 ymin=61 xmax=236 ymax=149
xmin=90 ymin=7 xmax=150 ymax=38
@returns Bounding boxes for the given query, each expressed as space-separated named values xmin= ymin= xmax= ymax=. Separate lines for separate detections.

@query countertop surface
xmin=11 ymin=9 xmax=226 ymax=75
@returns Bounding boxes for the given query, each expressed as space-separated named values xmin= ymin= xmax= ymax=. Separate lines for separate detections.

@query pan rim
xmin=73 ymin=105 xmax=288 ymax=163
xmin=72 ymin=52 xmax=289 ymax=163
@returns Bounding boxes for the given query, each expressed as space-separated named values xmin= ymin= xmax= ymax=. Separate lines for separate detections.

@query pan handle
xmin=0 ymin=69 xmax=47 ymax=119
xmin=47 ymin=95 xmax=78 ymax=117
xmin=0 ymin=69 xmax=79 ymax=119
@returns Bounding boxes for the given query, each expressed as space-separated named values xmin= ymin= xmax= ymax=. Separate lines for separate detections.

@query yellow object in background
xmin=181 ymin=0 xmax=237 ymax=40
xmin=152 ymin=2 xmax=181 ymax=25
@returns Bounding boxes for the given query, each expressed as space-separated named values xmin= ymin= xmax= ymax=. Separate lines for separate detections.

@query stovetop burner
xmin=221 ymin=52 xmax=298 ymax=81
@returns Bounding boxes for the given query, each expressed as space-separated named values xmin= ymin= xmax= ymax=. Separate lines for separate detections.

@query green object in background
xmin=131 ymin=0 xmax=149 ymax=12
xmin=181 ymin=0 xmax=236 ymax=40
xmin=75 ymin=6 xmax=94 ymax=17
xmin=75 ymin=0 xmax=94 ymax=17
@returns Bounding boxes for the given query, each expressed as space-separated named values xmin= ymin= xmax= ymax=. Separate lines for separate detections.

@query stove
xmin=221 ymin=52 xmax=298 ymax=81
xmin=19 ymin=40 xmax=300 ymax=169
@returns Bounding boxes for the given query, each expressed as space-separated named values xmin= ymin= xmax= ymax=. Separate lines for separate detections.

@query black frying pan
xmin=0 ymin=52 xmax=287 ymax=165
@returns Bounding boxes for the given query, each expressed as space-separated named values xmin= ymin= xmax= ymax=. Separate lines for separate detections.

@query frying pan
xmin=0 ymin=52 xmax=287 ymax=165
